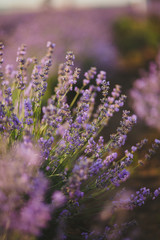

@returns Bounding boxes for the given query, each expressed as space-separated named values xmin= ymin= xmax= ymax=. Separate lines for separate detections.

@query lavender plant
xmin=130 ymin=53 xmax=160 ymax=131
xmin=0 ymin=42 xmax=160 ymax=240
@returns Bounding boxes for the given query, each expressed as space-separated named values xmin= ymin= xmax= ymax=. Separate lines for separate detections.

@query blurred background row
xmin=1 ymin=0 xmax=160 ymax=239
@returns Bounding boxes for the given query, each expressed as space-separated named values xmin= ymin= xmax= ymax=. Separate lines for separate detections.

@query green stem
xmin=70 ymin=86 xmax=84 ymax=109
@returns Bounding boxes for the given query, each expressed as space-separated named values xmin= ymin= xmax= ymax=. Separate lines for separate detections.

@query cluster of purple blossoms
xmin=24 ymin=98 xmax=33 ymax=125
xmin=0 ymin=42 xmax=160 ymax=240
xmin=130 ymin=53 xmax=160 ymax=131
xmin=0 ymin=141 xmax=50 ymax=237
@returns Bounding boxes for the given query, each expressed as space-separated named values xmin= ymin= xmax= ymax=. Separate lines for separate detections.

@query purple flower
xmin=16 ymin=198 xmax=50 ymax=235
xmin=131 ymin=55 xmax=160 ymax=131
xmin=0 ymin=142 xmax=51 ymax=236
xmin=52 ymin=191 xmax=66 ymax=208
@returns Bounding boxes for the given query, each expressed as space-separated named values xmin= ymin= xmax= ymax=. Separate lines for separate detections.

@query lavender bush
xmin=130 ymin=53 xmax=160 ymax=131
xmin=0 ymin=41 xmax=160 ymax=240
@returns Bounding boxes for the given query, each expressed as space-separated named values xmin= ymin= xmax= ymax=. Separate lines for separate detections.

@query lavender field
xmin=0 ymin=4 xmax=160 ymax=240
xmin=0 ymin=8 xmax=121 ymax=70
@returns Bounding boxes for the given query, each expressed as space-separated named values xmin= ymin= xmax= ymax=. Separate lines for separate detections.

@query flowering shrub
xmin=0 ymin=42 xmax=160 ymax=240
xmin=130 ymin=53 xmax=160 ymax=131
